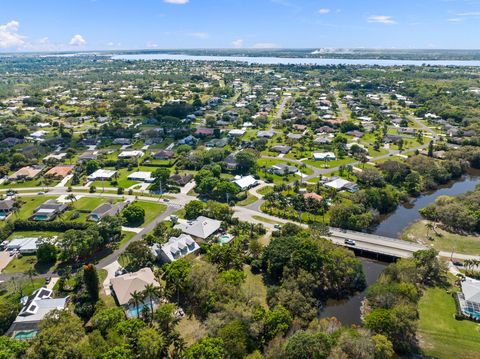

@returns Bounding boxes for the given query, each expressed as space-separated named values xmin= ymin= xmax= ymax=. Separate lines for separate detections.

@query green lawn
xmin=402 ymin=220 xmax=480 ymax=255
xmin=118 ymin=231 xmax=136 ymax=247
xmin=252 ymin=215 xmax=283 ymax=225
xmin=15 ymin=196 xmax=57 ymax=220
xmin=132 ymin=201 xmax=167 ymax=226
xmin=257 ymin=186 xmax=274 ymax=196
xmin=418 ymin=287 xmax=480 ymax=358
xmin=237 ymin=194 xmax=259 ymax=206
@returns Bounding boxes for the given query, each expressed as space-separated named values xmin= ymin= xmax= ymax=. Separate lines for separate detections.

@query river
xmin=322 ymin=170 xmax=480 ymax=324
xmin=373 ymin=170 xmax=480 ymax=238
xmin=320 ymin=258 xmax=387 ymax=326
xmin=111 ymin=53 xmax=480 ymax=67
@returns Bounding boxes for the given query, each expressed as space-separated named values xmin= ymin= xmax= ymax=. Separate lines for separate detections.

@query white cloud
xmin=318 ymin=8 xmax=330 ymax=14
xmin=367 ymin=15 xmax=397 ymax=25
xmin=456 ymin=12 xmax=480 ymax=17
xmin=0 ymin=20 xmax=25 ymax=48
xmin=232 ymin=39 xmax=244 ymax=48
xmin=164 ymin=0 xmax=189 ymax=4
xmin=69 ymin=34 xmax=86 ymax=46
xmin=252 ymin=42 xmax=279 ymax=49
xmin=448 ymin=18 xmax=463 ymax=23
xmin=189 ymin=32 xmax=209 ymax=39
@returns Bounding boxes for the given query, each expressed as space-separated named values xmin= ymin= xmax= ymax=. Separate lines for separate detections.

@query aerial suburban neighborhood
xmin=1 ymin=2 xmax=480 ymax=358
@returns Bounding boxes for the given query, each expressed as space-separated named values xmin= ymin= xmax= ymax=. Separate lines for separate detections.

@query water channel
xmin=323 ymin=171 xmax=480 ymax=325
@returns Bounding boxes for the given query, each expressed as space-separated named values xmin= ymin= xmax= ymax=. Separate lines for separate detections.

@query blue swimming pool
xmin=127 ymin=303 xmax=152 ymax=318
xmin=14 ymin=330 xmax=38 ymax=340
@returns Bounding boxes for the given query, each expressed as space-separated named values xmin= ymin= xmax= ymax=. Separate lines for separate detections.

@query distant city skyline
xmin=1 ymin=0 xmax=480 ymax=52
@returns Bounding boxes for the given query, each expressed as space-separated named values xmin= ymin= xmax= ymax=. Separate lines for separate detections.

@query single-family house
xmin=128 ymin=171 xmax=154 ymax=183
xmin=6 ymin=237 xmax=41 ymax=254
xmin=303 ymin=192 xmax=324 ymax=202
xmin=45 ymin=165 xmax=75 ymax=179
xmin=78 ymin=151 xmax=98 ymax=162
xmin=269 ymin=163 xmax=298 ymax=176
xmin=110 ymin=268 xmax=161 ymax=317
xmin=324 ymin=178 xmax=358 ymax=193
xmin=31 ymin=200 xmax=67 ymax=221
xmin=153 ymin=234 xmax=200 ymax=263
xmin=0 ymin=199 xmax=15 ymax=220
xmin=175 ymin=216 xmax=222 ymax=240
xmin=313 ymin=152 xmax=336 ymax=161
xmin=118 ymin=150 xmax=144 ymax=159
xmin=87 ymin=169 xmax=117 ymax=181
xmin=271 ymin=145 xmax=292 ymax=154
xmin=205 ymin=138 xmax=228 ymax=148
xmin=113 ymin=138 xmax=131 ymax=145
xmin=228 ymin=129 xmax=246 ymax=137
xmin=257 ymin=130 xmax=275 ymax=138
xmin=6 ymin=287 xmax=69 ymax=338
xmin=287 ymin=133 xmax=304 ymax=140
xmin=169 ymin=173 xmax=193 ymax=186
xmin=223 ymin=155 xmax=238 ymax=170
xmin=233 ymin=175 xmax=258 ymax=191
xmin=8 ymin=166 xmax=43 ymax=181
xmin=88 ymin=202 xmax=128 ymax=222
xmin=153 ymin=150 xmax=175 ymax=160
xmin=195 ymin=128 xmax=215 ymax=136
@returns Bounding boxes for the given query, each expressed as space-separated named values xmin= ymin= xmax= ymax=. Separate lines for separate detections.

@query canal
xmin=321 ymin=170 xmax=480 ymax=325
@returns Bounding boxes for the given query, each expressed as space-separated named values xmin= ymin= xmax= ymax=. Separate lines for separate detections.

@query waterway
xmin=373 ymin=170 xmax=480 ymax=238
xmin=111 ymin=53 xmax=480 ymax=67
xmin=320 ymin=258 xmax=386 ymax=326
xmin=322 ymin=170 xmax=480 ymax=325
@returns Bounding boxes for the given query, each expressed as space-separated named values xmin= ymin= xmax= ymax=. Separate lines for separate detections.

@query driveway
xmin=0 ymin=251 xmax=14 ymax=273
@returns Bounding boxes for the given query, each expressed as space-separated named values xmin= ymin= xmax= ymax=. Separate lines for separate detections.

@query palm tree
xmin=25 ymin=268 xmax=37 ymax=288
xmin=129 ymin=290 xmax=144 ymax=319
xmin=143 ymin=284 xmax=163 ymax=323
xmin=425 ymin=222 xmax=434 ymax=239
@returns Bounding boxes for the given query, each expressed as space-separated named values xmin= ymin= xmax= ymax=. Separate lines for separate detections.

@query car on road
xmin=162 ymin=198 xmax=170 ymax=202
xmin=274 ymin=224 xmax=282 ymax=229
xmin=344 ymin=239 xmax=356 ymax=246
xmin=45 ymin=277 xmax=51 ymax=285
xmin=37 ymin=191 xmax=45 ymax=195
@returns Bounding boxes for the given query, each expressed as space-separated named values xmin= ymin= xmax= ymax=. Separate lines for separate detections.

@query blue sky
xmin=1 ymin=0 xmax=480 ymax=52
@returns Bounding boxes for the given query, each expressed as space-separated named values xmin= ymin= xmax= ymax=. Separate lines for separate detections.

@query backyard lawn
xmin=418 ymin=287 xmax=480 ymax=358
xmin=15 ymin=196 xmax=56 ymax=220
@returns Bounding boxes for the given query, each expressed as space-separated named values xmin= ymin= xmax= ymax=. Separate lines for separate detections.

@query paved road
xmin=97 ymin=205 xmax=177 ymax=268
xmin=271 ymin=96 xmax=288 ymax=129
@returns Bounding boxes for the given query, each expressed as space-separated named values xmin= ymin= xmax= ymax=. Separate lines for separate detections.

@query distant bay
xmin=112 ymin=53 xmax=480 ymax=67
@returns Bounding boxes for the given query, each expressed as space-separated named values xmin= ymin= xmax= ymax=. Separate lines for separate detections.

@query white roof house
xmin=156 ymin=234 xmax=200 ymax=263
xmin=118 ymin=150 xmax=144 ymax=159
xmin=30 ymin=130 xmax=48 ymax=138
xmin=461 ymin=277 xmax=480 ymax=303
xmin=128 ymin=171 xmax=154 ymax=183
xmin=6 ymin=237 xmax=41 ymax=254
xmin=228 ymin=129 xmax=246 ymax=137
xmin=324 ymin=178 xmax=358 ymax=193
xmin=87 ymin=169 xmax=117 ymax=181
xmin=233 ymin=175 xmax=258 ymax=191
xmin=175 ymin=216 xmax=222 ymax=240
xmin=6 ymin=287 xmax=68 ymax=337
xmin=324 ymin=178 xmax=351 ymax=190
xmin=313 ymin=152 xmax=336 ymax=161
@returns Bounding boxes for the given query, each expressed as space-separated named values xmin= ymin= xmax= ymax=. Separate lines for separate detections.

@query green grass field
xmin=418 ymin=287 xmax=480 ymax=358
xmin=14 ymin=196 xmax=56 ymax=220
xmin=132 ymin=201 xmax=167 ymax=226
xmin=402 ymin=220 xmax=480 ymax=255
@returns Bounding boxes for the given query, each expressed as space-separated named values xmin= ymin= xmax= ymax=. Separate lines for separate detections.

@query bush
xmin=89 ymin=186 xmax=96 ymax=193
xmin=13 ymin=219 xmax=90 ymax=232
